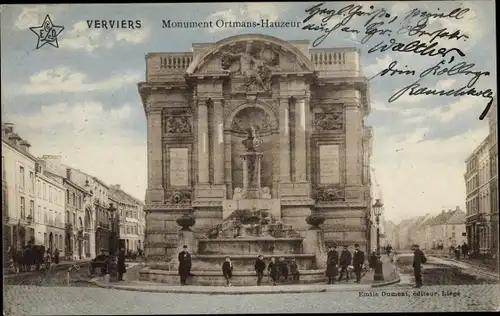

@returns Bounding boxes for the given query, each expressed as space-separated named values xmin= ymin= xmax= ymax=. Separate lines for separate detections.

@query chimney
xmin=19 ymin=140 xmax=31 ymax=153
xmin=4 ymin=122 xmax=14 ymax=134
xmin=66 ymin=168 xmax=72 ymax=181
xmin=8 ymin=133 xmax=22 ymax=146
xmin=456 ymin=206 xmax=460 ymax=211
xmin=114 ymin=184 xmax=121 ymax=190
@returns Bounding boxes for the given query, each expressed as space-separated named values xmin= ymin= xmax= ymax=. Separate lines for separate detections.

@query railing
xmin=146 ymin=52 xmax=194 ymax=81
xmin=309 ymin=48 xmax=360 ymax=75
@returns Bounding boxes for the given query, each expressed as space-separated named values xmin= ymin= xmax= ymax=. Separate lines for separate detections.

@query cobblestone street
xmin=4 ymin=283 xmax=499 ymax=315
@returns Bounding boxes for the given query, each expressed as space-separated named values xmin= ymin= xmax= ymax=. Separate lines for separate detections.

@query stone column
xmin=197 ymin=99 xmax=209 ymax=184
xmin=294 ymin=98 xmax=307 ymax=182
xmin=146 ymin=108 xmax=164 ymax=203
xmin=224 ymin=131 xmax=233 ymax=199
xmin=279 ymin=98 xmax=291 ymax=182
xmin=303 ymin=228 xmax=327 ymax=269
xmin=212 ymin=99 xmax=225 ymax=184
xmin=345 ymin=102 xmax=362 ymax=184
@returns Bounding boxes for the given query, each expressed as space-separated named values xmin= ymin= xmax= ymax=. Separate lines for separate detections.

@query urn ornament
xmin=305 ymin=215 xmax=326 ymax=229
xmin=176 ymin=214 xmax=196 ymax=231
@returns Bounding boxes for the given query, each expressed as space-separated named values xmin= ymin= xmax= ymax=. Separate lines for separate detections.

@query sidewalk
xmin=429 ymin=256 xmax=499 ymax=280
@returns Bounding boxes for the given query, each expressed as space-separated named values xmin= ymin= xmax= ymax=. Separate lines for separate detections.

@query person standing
xmin=178 ymin=245 xmax=192 ymax=285
xmin=369 ymin=250 xmax=377 ymax=272
xmin=222 ymin=256 xmax=233 ymax=286
xmin=254 ymin=255 xmax=266 ymax=286
xmin=289 ymin=258 xmax=300 ymax=283
xmin=338 ymin=245 xmax=352 ymax=283
xmin=326 ymin=245 xmax=339 ymax=284
xmin=54 ymin=248 xmax=60 ymax=265
xmin=412 ymin=244 xmax=427 ymax=288
xmin=352 ymin=244 xmax=365 ymax=283
xmin=44 ymin=249 xmax=52 ymax=271
xmin=117 ymin=248 xmax=126 ymax=281
xmin=267 ymin=257 xmax=278 ymax=286
xmin=461 ymin=243 xmax=469 ymax=259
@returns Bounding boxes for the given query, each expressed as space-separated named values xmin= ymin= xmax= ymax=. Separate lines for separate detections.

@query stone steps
xmin=139 ymin=268 xmax=326 ymax=286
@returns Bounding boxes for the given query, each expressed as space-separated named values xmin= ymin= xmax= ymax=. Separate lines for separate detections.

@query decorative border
xmin=164 ymin=144 xmax=193 ymax=189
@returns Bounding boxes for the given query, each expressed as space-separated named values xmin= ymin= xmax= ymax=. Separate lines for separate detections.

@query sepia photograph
xmin=1 ymin=1 xmax=498 ymax=314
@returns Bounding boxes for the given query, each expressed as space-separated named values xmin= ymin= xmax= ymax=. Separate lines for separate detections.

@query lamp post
xmin=373 ymin=199 xmax=384 ymax=255
xmin=108 ymin=203 xmax=118 ymax=255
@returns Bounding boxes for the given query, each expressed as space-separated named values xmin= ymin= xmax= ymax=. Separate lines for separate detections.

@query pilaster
xmin=345 ymin=102 xmax=362 ymax=185
xmin=212 ymin=99 xmax=225 ymax=184
xmin=146 ymin=107 xmax=164 ymax=203
xmin=279 ymin=98 xmax=291 ymax=182
xmin=197 ymin=99 xmax=209 ymax=184
xmin=294 ymin=98 xmax=307 ymax=182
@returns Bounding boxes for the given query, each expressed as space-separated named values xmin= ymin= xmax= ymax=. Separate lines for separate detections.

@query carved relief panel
xmin=312 ymin=103 xmax=344 ymax=132
xmin=164 ymin=144 xmax=193 ymax=204
xmin=163 ymin=108 xmax=193 ymax=135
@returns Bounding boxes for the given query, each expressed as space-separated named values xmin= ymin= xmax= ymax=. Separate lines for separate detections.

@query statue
xmin=221 ymin=42 xmax=278 ymax=91
xmin=241 ymin=126 xmax=263 ymax=152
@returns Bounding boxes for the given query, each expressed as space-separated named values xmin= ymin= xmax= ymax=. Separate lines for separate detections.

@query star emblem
xmin=30 ymin=15 xmax=64 ymax=49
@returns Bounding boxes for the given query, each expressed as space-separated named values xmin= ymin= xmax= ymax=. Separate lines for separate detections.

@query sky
xmin=0 ymin=2 xmax=496 ymax=224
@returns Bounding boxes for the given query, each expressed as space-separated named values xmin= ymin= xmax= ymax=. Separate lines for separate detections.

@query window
xmin=44 ymin=207 xmax=47 ymax=223
xmin=72 ymin=193 xmax=76 ymax=206
xmin=37 ymin=180 xmax=41 ymax=198
xmin=78 ymin=196 xmax=82 ymax=209
xmin=29 ymin=171 xmax=34 ymax=192
xmin=66 ymin=211 xmax=70 ymax=224
xmin=29 ymin=200 xmax=34 ymax=219
xmin=66 ymin=190 xmax=70 ymax=203
xmin=19 ymin=166 xmax=25 ymax=188
xmin=73 ymin=213 xmax=76 ymax=226
xmin=20 ymin=197 xmax=25 ymax=219
xmin=44 ymin=233 xmax=47 ymax=247
xmin=37 ymin=206 xmax=41 ymax=223
xmin=49 ymin=186 xmax=52 ymax=202
xmin=43 ymin=183 xmax=47 ymax=200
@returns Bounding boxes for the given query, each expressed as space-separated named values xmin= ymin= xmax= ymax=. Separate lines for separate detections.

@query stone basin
xmin=198 ymin=237 xmax=303 ymax=255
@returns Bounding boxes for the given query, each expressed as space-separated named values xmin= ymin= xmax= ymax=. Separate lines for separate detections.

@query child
xmin=267 ymin=257 xmax=278 ymax=285
xmin=222 ymin=256 xmax=233 ymax=286
xmin=289 ymin=258 xmax=300 ymax=283
xmin=254 ymin=255 xmax=266 ymax=286
xmin=278 ymin=257 xmax=289 ymax=283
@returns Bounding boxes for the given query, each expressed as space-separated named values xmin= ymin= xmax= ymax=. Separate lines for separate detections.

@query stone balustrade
xmin=146 ymin=52 xmax=193 ymax=81
xmin=309 ymin=48 xmax=360 ymax=77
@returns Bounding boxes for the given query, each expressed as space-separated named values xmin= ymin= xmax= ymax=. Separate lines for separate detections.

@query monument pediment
xmin=187 ymin=35 xmax=315 ymax=83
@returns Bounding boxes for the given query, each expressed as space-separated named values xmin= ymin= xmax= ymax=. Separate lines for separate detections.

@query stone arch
xmin=224 ymin=100 xmax=278 ymax=131
xmin=84 ymin=206 xmax=92 ymax=231
xmin=186 ymin=34 xmax=315 ymax=74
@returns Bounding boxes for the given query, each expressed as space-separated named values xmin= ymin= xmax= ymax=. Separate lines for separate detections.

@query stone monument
xmin=138 ymin=34 xmax=374 ymax=281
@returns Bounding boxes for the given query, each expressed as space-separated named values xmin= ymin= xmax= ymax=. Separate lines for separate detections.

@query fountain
xmin=139 ymin=127 xmax=327 ymax=285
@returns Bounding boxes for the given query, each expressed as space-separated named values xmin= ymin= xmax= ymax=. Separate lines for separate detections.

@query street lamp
xmin=108 ymin=203 xmax=118 ymax=255
xmin=373 ymin=199 xmax=384 ymax=255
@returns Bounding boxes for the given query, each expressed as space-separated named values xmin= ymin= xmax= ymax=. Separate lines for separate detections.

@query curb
xmin=91 ymin=280 xmax=330 ymax=294
xmin=371 ymin=276 xmax=401 ymax=288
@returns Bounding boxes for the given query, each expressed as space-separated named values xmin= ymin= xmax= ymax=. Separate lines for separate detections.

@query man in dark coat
xmin=338 ymin=245 xmax=352 ymax=282
xmin=117 ymin=248 xmax=126 ymax=281
xmin=277 ymin=256 xmax=289 ymax=283
xmin=412 ymin=244 xmax=427 ymax=288
xmin=254 ymin=255 xmax=266 ymax=286
xmin=54 ymin=248 xmax=60 ymax=265
xmin=267 ymin=257 xmax=278 ymax=286
xmin=178 ymin=245 xmax=192 ymax=285
xmin=352 ymin=244 xmax=365 ymax=283
xmin=461 ymin=243 xmax=469 ymax=259
xmin=326 ymin=245 xmax=339 ymax=284
xmin=289 ymin=258 xmax=300 ymax=283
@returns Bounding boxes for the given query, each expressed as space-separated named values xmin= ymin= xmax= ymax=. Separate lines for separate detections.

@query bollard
xmin=67 ymin=264 xmax=80 ymax=286
xmin=104 ymin=273 xmax=110 ymax=288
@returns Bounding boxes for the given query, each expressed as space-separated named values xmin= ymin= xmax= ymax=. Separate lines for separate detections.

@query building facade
xmin=2 ymin=123 xmax=37 ymax=250
xmin=487 ymin=101 xmax=498 ymax=258
xmin=63 ymin=168 xmax=88 ymax=260
xmin=139 ymin=34 xmax=372 ymax=261
xmin=109 ymin=184 xmax=145 ymax=254
xmin=465 ymin=143 xmax=481 ymax=254
xmin=35 ymin=161 xmax=66 ymax=255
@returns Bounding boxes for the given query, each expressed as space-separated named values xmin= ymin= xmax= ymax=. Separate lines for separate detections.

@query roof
xmin=431 ymin=210 xmax=457 ymax=225
xmin=446 ymin=210 xmax=466 ymax=224
xmin=109 ymin=187 xmax=144 ymax=206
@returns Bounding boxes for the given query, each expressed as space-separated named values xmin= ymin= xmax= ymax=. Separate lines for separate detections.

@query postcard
xmin=1 ymin=2 xmax=498 ymax=315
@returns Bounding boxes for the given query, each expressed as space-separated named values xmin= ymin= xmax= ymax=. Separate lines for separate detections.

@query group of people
xmin=325 ymin=244 xmax=367 ymax=284
xmin=449 ymin=242 xmax=469 ymax=260
xmin=177 ymin=243 xmax=373 ymax=286
xmin=7 ymin=241 xmax=61 ymax=273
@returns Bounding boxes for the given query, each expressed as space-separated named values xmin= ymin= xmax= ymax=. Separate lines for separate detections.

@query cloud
xmin=59 ymin=20 xmax=151 ymax=52
xmin=10 ymin=67 xmax=141 ymax=95
xmin=13 ymin=5 xmax=68 ymax=30
xmin=5 ymin=101 xmax=146 ymax=201
xmin=363 ymin=54 xmax=394 ymax=78
xmin=373 ymin=124 xmax=489 ymax=223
